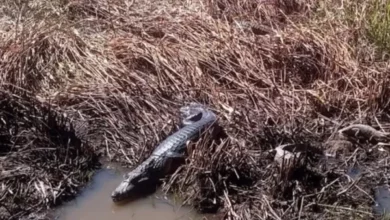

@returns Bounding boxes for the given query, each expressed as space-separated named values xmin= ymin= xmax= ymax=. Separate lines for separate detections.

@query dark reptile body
xmin=139 ymin=108 xmax=216 ymax=175
xmin=111 ymin=106 xmax=217 ymax=202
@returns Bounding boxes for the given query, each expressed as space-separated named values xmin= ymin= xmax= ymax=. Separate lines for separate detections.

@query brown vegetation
xmin=1 ymin=0 xmax=390 ymax=219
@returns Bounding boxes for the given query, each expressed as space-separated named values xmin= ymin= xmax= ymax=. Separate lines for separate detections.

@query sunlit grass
xmin=367 ymin=0 xmax=390 ymax=54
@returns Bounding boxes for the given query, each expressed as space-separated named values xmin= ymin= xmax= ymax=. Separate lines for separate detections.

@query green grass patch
xmin=367 ymin=0 xmax=390 ymax=54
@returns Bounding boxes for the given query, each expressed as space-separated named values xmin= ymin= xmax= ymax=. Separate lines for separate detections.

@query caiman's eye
xmin=137 ymin=176 xmax=149 ymax=183
xmin=188 ymin=112 xmax=202 ymax=122
xmin=130 ymin=175 xmax=149 ymax=184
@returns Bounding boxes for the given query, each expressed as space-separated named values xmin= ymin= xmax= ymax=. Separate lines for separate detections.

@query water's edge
xmin=50 ymin=161 xmax=210 ymax=220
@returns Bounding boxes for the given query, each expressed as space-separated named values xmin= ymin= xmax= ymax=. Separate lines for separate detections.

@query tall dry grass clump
xmin=1 ymin=0 xmax=390 ymax=219
xmin=0 ymin=88 xmax=99 ymax=220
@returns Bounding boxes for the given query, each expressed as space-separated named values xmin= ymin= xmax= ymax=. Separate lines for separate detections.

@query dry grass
xmin=0 ymin=88 xmax=100 ymax=220
xmin=1 ymin=0 xmax=390 ymax=219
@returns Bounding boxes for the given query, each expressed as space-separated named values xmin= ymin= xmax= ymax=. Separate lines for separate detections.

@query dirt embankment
xmin=1 ymin=0 xmax=390 ymax=219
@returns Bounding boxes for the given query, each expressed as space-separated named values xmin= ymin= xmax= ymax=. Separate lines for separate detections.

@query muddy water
xmin=55 ymin=163 xmax=208 ymax=220
xmin=373 ymin=184 xmax=390 ymax=218
xmin=346 ymin=164 xmax=362 ymax=180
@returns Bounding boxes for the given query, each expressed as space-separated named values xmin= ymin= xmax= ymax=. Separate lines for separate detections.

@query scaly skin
xmin=338 ymin=124 xmax=390 ymax=143
xmin=111 ymin=102 xmax=217 ymax=202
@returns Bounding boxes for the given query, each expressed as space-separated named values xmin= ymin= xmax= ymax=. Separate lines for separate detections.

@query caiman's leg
xmin=182 ymin=113 xmax=202 ymax=126
xmin=162 ymin=152 xmax=186 ymax=175
xmin=180 ymin=102 xmax=205 ymax=126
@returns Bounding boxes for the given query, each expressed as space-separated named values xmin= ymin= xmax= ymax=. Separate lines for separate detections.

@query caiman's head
xmin=179 ymin=102 xmax=208 ymax=125
xmin=111 ymin=170 xmax=156 ymax=203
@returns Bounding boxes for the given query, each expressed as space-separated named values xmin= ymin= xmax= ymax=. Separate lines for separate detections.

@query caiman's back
xmin=151 ymin=107 xmax=217 ymax=157
xmin=111 ymin=103 xmax=218 ymax=203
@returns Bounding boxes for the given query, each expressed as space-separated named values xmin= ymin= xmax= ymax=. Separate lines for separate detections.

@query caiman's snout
xmin=111 ymin=180 xmax=136 ymax=203
xmin=111 ymin=190 xmax=125 ymax=202
xmin=111 ymin=179 xmax=157 ymax=203
xmin=111 ymin=191 xmax=122 ymax=202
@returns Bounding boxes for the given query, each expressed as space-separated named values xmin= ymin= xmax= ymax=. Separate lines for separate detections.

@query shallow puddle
xmin=55 ymin=163 xmax=208 ymax=220
xmin=346 ymin=164 xmax=362 ymax=180
xmin=373 ymin=184 xmax=390 ymax=218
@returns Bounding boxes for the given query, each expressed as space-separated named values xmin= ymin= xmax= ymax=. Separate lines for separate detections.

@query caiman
xmin=111 ymin=102 xmax=218 ymax=202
